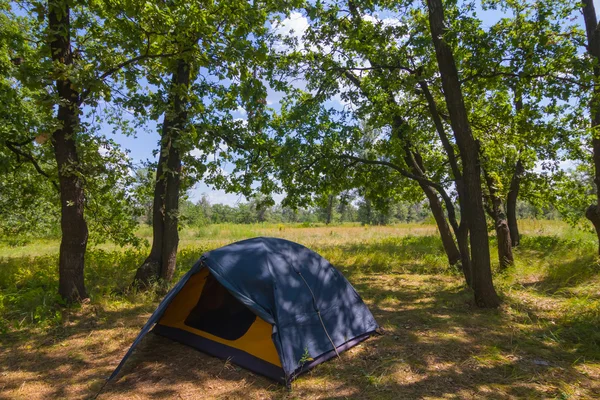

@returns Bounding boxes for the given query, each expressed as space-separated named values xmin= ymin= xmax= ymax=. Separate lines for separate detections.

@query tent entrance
xmin=154 ymin=267 xmax=284 ymax=381
xmin=184 ymin=273 xmax=257 ymax=340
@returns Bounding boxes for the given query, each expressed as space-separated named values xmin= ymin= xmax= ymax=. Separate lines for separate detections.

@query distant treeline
xmin=147 ymin=195 xmax=562 ymax=227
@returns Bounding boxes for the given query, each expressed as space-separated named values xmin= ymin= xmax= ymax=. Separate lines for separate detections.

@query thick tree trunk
xmin=49 ymin=1 xmax=88 ymax=302
xmin=582 ymin=1 xmax=600 ymax=255
xmin=134 ymin=59 xmax=190 ymax=287
xmin=506 ymin=159 xmax=524 ymax=247
xmin=427 ymin=0 xmax=500 ymax=307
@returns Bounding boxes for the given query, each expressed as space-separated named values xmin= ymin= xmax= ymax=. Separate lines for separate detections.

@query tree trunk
xmin=506 ymin=159 xmax=524 ymax=247
xmin=495 ymin=219 xmax=513 ymax=269
xmin=484 ymin=171 xmax=514 ymax=269
xmin=582 ymin=1 xmax=600 ymax=255
xmin=421 ymin=183 xmax=461 ymax=265
xmin=48 ymin=0 xmax=88 ymax=302
xmin=401 ymin=139 xmax=461 ymax=265
xmin=326 ymin=194 xmax=334 ymax=225
xmin=427 ymin=0 xmax=500 ymax=307
xmin=419 ymin=79 xmax=474 ymax=283
xmin=134 ymin=59 xmax=190 ymax=287
xmin=455 ymin=222 xmax=472 ymax=286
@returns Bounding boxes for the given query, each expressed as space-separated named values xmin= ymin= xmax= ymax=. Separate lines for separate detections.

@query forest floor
xmin=1 ymin=220 xmax=600 ymax=399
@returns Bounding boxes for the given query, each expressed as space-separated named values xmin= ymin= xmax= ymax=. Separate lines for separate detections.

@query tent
xmin=110 ymin=237 xmax=379 ymax=385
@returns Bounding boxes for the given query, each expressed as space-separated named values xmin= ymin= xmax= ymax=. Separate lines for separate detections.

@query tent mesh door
xmin=184 ymin=273 xmax=257 ymax=340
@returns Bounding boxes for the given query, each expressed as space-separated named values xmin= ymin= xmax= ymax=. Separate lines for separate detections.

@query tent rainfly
xmin=110 ymin=237 xmax=379 ymax=385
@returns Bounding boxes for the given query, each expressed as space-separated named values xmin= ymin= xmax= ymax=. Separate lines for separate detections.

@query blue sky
xmin=100 ymin=1 xmax=598 ymax=205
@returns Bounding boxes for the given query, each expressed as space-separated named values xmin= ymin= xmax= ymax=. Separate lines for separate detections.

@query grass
xmin=1 ymin=220 xmax=600 ymax=399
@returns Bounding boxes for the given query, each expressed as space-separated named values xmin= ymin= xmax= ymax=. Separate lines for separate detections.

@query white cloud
xmin=361 ymin=14 xmax=401 ymax=28
xmin=234 ymin=118 xmax=248 ymax=126
xmin=98 ymin=146 xmax=110 ymax=157
xmin=271 ymin=12 xmax=310 ymax=53
xmin=272 ymin=12 xmax=309 ymax=40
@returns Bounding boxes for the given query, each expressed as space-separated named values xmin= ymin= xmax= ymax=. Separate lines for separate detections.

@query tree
xmin=426 ymin=0 xmax=500 ymax=307
xmin=270 ymin=2 xmax=468 ymax=270
xmin=132 ymin=0 xmax=294 ymax=286
xmin=2 ymin=0 xmax=149 ymax=301
xmin=134 ymin=56 xmax=192 ymax=285
xmin=1 ymin=9 xmax=57 ymax=240
xmin=582 ymin=0 xmax=600 ymax=254
xmin=461 ymin=0 xmax=580 ymax=263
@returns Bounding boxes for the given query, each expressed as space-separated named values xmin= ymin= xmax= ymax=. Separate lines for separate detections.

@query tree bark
xmin=455 ymin=222 xmax=472 ymax=287
xmin=484 ymin=171 xmax=514 ymax=269
xmin=506 ymin=159 xmax=524 ymax=247
xmin=421 ymin=183 xmax=461 ymax=265
xmin=582 ymin=0 xmax=600 ymax=255
xmin=427 ymin=0 xmax=500 ymax=307
xmin=418 ymin=80 xmax=472 ymax=281
xmin=48 ymin=0 xmax=88 ymax=302
xmin=326 ymin=194 xmax=334 ymax=225
xmin=134 ymin=59 xmax=190 ymax=287
xmin=399 ymin=137 xmax=461 ymax=265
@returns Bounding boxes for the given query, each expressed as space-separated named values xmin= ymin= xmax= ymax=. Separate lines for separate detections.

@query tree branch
xmin=79 ymin=48 xmax=193 ymax=104
xmin=460 ymin=70 xmax=591 ymax=88
xmin=335 ymin=153 xmax=459 ymax=229
xmin=5 ymin=140 xmax=59 ymax=191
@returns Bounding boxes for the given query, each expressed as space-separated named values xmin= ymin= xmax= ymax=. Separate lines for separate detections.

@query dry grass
xmin=1 ymin=221 xmax=600 ymax=399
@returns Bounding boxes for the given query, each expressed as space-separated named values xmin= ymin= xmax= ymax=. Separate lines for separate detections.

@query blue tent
xmin=110 ymin=237 xmax=379 ymax=385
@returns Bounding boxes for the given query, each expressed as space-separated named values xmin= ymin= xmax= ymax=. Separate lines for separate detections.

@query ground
xmin=1 ymin=221 xmax=599 ymax=399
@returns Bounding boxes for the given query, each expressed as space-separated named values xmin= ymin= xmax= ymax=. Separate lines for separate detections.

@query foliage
xmin=177 ymin=194 xmax=435 ymax=227
xmin=0 ymin=0 xmax=147 ymax=247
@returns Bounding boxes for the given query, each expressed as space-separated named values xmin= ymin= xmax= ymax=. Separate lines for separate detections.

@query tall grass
xmin=1 ymin=219 xmax=599 ymax=356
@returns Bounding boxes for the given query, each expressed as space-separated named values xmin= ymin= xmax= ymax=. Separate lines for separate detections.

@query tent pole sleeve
xmin=295 ymin=270 xmax=340 ymax=358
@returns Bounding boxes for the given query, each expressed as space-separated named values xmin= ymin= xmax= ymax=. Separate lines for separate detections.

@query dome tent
xmin=110 ymin=237 xmax=379 ymax=385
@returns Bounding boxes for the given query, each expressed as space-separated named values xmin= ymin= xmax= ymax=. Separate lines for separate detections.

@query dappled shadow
xmin=96 ymin=272 xmax=600 ymax=399
xmin=279 ymin=274 xmax=600 ymax=399
xmin=0 ymin=304 xmax=155 ymax=400
xmin=2 ymin=249 xmax=600 ymax=398
xmin=507 ymin=234 xmax=600 ymax=306
xmin=102 ymin=334 xmax=285 ymax=399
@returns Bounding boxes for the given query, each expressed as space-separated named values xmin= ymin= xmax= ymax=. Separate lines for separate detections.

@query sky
xmin=100 ymin=1 xmax=598 ymax=206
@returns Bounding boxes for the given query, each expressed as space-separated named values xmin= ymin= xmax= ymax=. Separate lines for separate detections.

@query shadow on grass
xmin=100 ymin=277 xmax=599 ymax=399
xmin=522 ymin=254 xmax=600 ymax=295
xmin=2 ymin=236 xmax=600 ymax=399
xmin=1 ymin=273 xmax=598 ymax=399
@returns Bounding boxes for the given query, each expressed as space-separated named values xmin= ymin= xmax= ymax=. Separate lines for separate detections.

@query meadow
xmin=1 ymin=220 xmax=599 ymax=399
